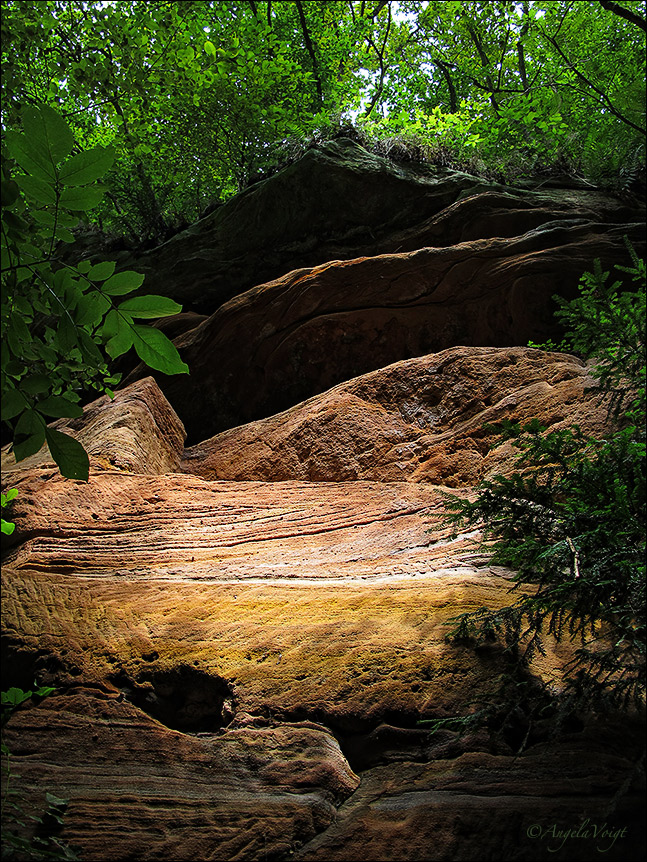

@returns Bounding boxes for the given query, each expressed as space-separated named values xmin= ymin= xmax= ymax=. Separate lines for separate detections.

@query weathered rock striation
xmin=2 ymin=374 xmax=644 ymax=861
xmin=141 ymin=220 xmax=643 ymax=443
xmin=127 ymin=139 xmax=644 ymax=314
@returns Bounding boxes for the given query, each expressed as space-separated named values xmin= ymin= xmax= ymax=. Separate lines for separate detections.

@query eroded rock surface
xmin=3 ymin=142 xmax=645 ymax=861
xmin=150 ymin=220 xmax=643 ymax=443
xmin=2 ymin=374 xmax=643 ymax=861
xmin=181 ymin=346 xmax=610 ymax=485
xmin=127 ymin=140 xmax=643 ymax=314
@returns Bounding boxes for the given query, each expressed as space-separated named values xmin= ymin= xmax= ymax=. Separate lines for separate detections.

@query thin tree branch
xmin=369 ymin=0 xmax=389 ymax=17
xmin=434 ymin=59 xmax=457 ymax=113
xmin=542 ymin=28 xmax=646 ymax=135
xmin=598 ymin=0 xmax=647 ymax=31
xmin=295 ymin=0 xmax=323 ymax=103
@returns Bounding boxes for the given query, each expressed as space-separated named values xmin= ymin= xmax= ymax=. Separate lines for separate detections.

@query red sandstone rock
xmin=180 ymin=346 xmax=611 ymax=485
xmin=149 ymin=220 xmax=643 ymax=442
xmin=1 ymin=377 xmax=185 ymax=480
xmin=1 ymin=362 xmax=643 ymax=861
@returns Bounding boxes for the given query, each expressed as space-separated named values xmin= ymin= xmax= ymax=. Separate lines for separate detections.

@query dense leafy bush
xmin=446 ymin=242 xmax=646 ymax=709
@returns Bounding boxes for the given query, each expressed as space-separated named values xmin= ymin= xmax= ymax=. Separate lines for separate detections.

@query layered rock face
xmin=2 ymin=141 xmax=645 ymax=862
xmin=180 ymin=346 xmax=610 ymax=484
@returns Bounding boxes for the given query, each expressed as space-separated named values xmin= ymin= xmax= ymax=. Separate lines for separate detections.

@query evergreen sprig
xmin=446 ymin=242 xmax=646 ymax=709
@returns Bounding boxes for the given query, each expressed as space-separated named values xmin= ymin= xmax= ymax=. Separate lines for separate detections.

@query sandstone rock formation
xmin=180 ymin=346 xmax=611 ymax=485
xmin=2 ymin=140 xmax=645 ymax=862
xmin=127 ymin=140 xmax=644 ymax=314
xmin=2 ymin=374 xmax=643 ymax=861
xmin=148 ymin=219 xmax=642 ymax=443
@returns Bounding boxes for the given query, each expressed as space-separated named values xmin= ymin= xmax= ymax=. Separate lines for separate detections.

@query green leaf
xmin=37 ymin=395 xmax=84 ymax=419
xmin=102 ymin=270 xmax=145 ymax=295
xmin=73 ymin=291 xmax=111 ymax=327
xmin=4 ymin=130 xmax=56 ymax=181
xmin=14 ymin=173 xmax=57 ymax=205
xmin=1 ymin=519 xmax=15 ymax=535
xmin=2 ymin=388 xmax=29 ymax=419
xmin=59 ymin=145 xmax=115 ymax=186
xmin=1 ymin=179 xmax=20 ymax=208
xmin=30 ymin=209 xmax=58 ymax=227
xmin=55 ymin=226 xmax=76 ymax=243
xmin=54 ymin=315 xmax=78 ymax=353
xmin=59 ymin=185 xmax=106 ymax=211
xmin=45 ymin=792 xmax=68 ymax=809
xmin=132 ymin=325 xmax=189 ymax=375
xmin=105 ymin=314 xmax=135 ymax=358
xmin=45 ymin=428 xmax=89 ymax=481
xmin=21 ymin=374 xmax=51 ymax=395
xmin=13 ymin=409 xmax=47 ymax=460
xmin=34 ymin=685 xmax=56 ymax=698
xmin=78 ymin=330 xmax=104 ymax=365
xmin=1 ymin=688 xmax=32 ymax=707
xmin=204 ymin=40 xmax=217 ymax=56
xmin=88 ymin=260 xmax=116 ymax=281
xmin=22 ymin=104 xmax=74 ymax=165
xmin=1 ymin=488 xmax=19 ymax=504
xmin=118 ymin=295 xmax=182 ymax=318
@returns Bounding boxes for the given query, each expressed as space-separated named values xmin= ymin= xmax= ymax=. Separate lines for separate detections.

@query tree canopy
xmin=2 ymin=1 xmax=645 ymax=245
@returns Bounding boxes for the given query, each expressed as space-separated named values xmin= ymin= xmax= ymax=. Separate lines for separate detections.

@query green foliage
xmin=1 ymin=2 xmax=643 ymax=246
xmin=2 ymin=104 xmax=188 ymax=481
xmin=445 ymin=246 xmax=646 ymax=709
xmin=1 ymin=487 xmax=18 ymax=534
xmin=2 ymin=686 xmax=79 ymax=861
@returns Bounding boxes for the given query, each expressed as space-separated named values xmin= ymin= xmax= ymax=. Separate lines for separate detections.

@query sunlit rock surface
xmin=180 ymin=346 xmax=610 ymax=484
xmin=2 ymin=375 xmax=643 ymax=862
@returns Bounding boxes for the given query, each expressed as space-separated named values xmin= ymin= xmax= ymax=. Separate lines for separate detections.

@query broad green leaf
xmin=2 ymin=388 xmax=29 ymax=419
xmin=100 ymin=309 xmax=119 ymax=339
xmin=73 ymin=291 xmax=111 ymax=327
xmin=7 ymin=314 xmax=33 ymax=358
xmin=132 ymin=325 xmax=189 ymax=375
xmin=1 ymin=520 xmax=15 ymax=535
xmin=13 ymin=409 xmax=47 ymax=460
xmin=22 ymin=104 xmax=74 ymax=165
xmin=118 ymin=295 xmax=182 ymax=318
xmin=76 ymin=260 xmax=92 ymax=274
xmin=102 ymin=270 xmax=145 ymax=295
xmin=31 ymin=209 xmax=57 ymax=227
xmin=21 ymin=374 xmax=51 ymax=395
xmin=1 ymin=688 xmax=32 ymax=707
xmin=1 ymin=179 xmax=20 ymax=208
xmin=88 ymin=260 xmax=116 ymax=281
xmin=34 ymin=685 xmax=56 ymax=697
xmin=1 ymin=488 xmax=19 ymax=504
xmin=15 ymin=174 xmax=57 ymax=205
xmin=4 ymin=130 xmax=56 ymax=181
xmin=55 ymin=226 xmax=76 ymax=243
xmin=37 ymin=395 xmax=84 ymax=418
xmin=78 ymin=330 xmax=104 ymax=365
xmin=105 ymin=315 xmax=135 ymax=358
xmin=45 ymin=428 xmax=89 ymax=481
xmin=204 ymin=40 xmax=216 ymax=56
xmin=59 ymin=185 xmax=106 ymax=211
xmin=59 ymin=145 xmax=115 ymax=186
xmin=54 ymin=315 xmax=78 ymax=353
